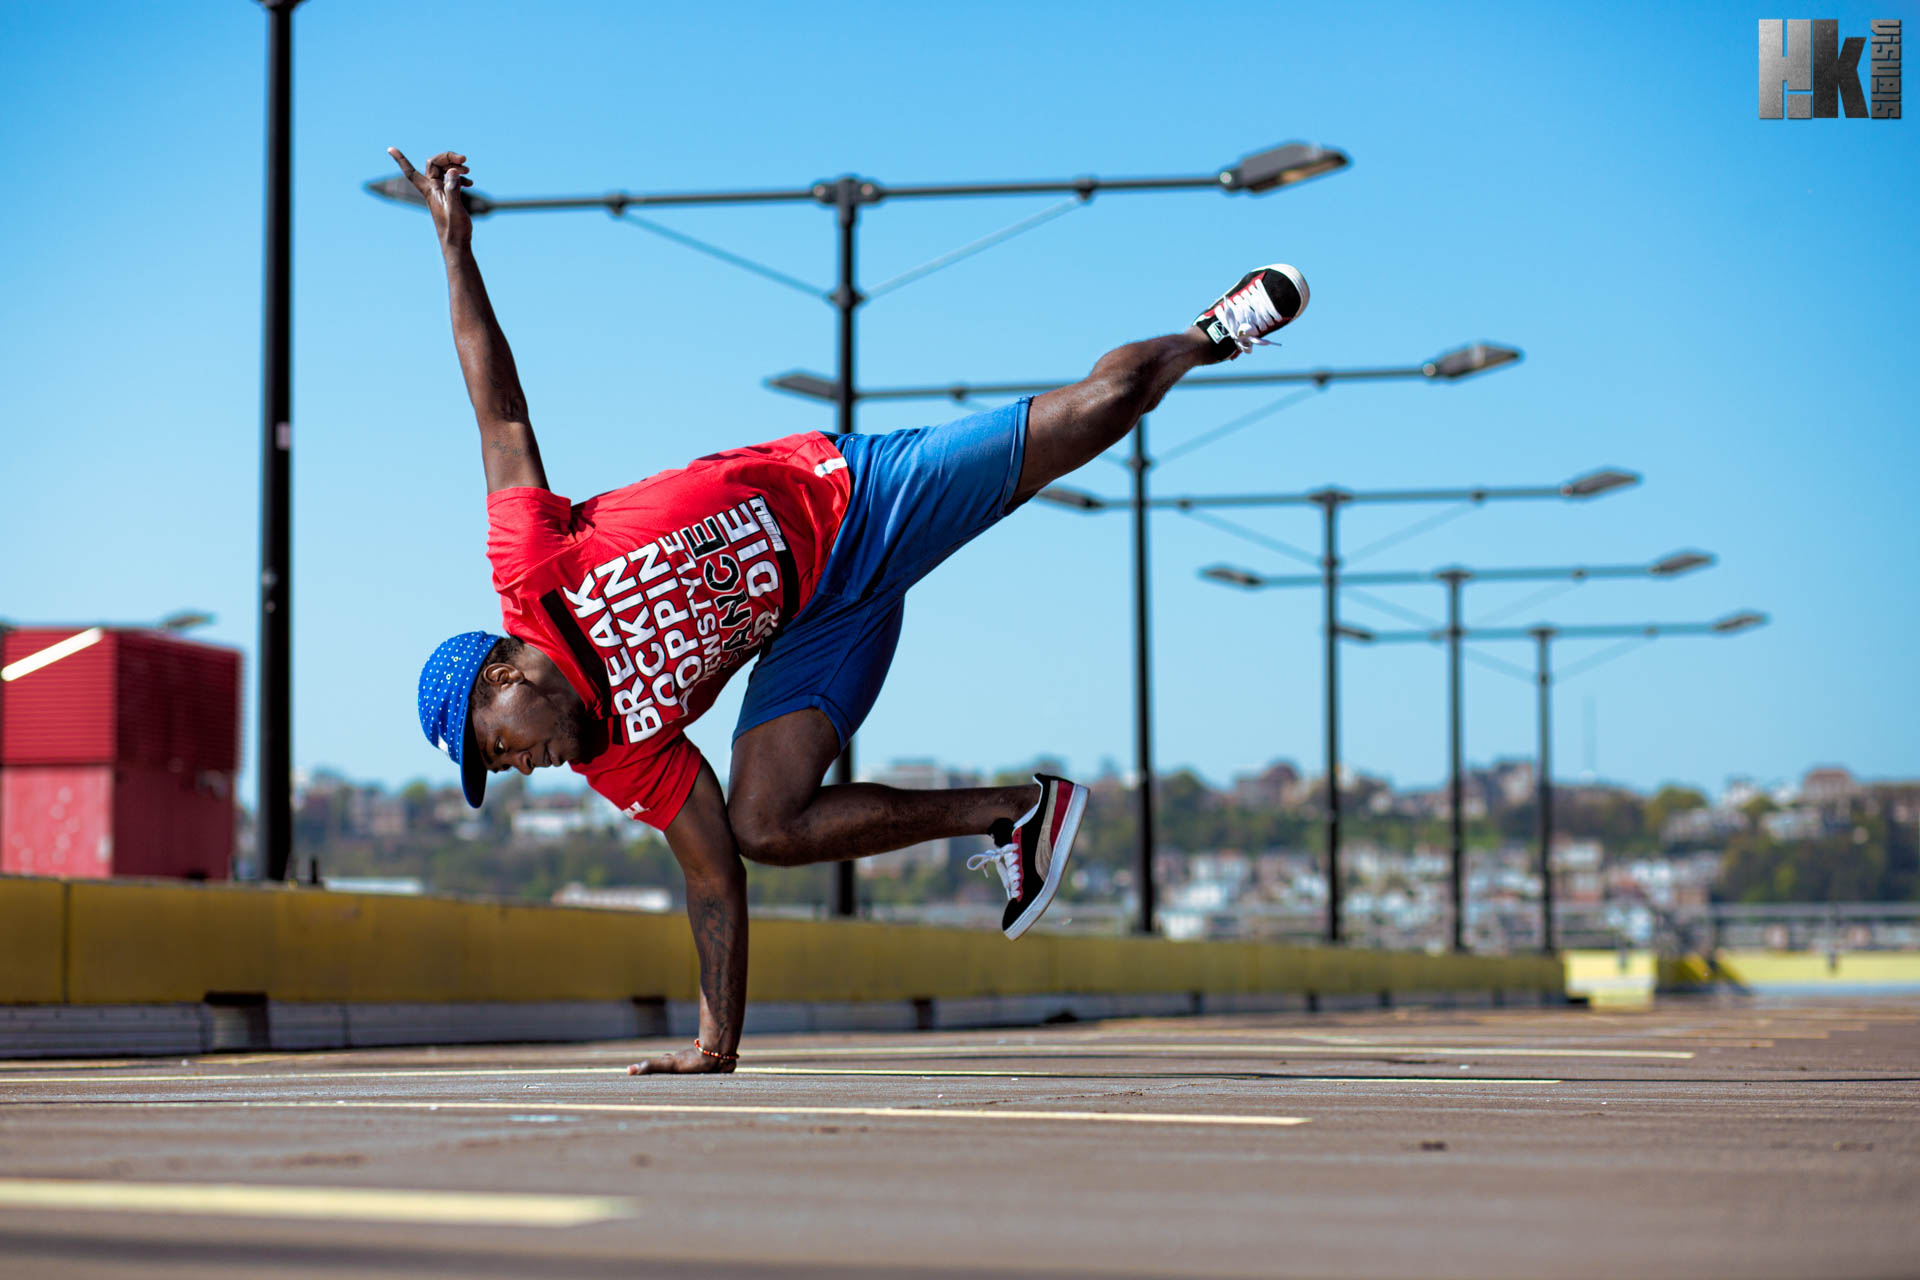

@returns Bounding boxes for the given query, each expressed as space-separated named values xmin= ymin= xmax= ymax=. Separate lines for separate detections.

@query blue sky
xmin=3 ymin=2 xmax=1914 ymax=801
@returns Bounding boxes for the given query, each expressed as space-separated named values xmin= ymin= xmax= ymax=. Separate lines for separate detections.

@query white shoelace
xmin=1216 ymin=279 xmax=1283 ymax=353
xmin=968 ymin=841 xmax=1020 ymax=900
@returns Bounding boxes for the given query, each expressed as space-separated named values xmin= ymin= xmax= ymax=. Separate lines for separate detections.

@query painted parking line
xmin=7 ymin=1099 xmax=1311 ymax=1129
xmin=0 ymin=1178 xmax=630 ymax=1227
xmin=0 ymin=1067 xmax=609 ymax=1085
xmin=738 ymin=1066 xmax=1563 ymax=1084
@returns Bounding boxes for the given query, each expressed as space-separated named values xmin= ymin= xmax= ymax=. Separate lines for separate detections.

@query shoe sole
xmin=1261 ymin=263 xmax=1310 ymax=323
xmin=1003 ymin=782 xmax=1085 ymax=941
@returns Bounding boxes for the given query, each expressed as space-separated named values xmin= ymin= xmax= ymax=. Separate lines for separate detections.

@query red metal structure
xmin=1 ymin=627 xmax=241 ymax=879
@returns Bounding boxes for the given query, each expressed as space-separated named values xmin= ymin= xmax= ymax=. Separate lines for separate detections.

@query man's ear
xmin=479 ymin=660 xmax=524 ymax=692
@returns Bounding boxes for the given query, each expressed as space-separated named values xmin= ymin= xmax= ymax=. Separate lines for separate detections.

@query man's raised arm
xmin=388 ymin=147 xmax=548 ymax=494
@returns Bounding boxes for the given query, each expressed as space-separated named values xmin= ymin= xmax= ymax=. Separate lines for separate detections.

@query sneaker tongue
xmin=988 ymin=818 xmax=1014 ymax=846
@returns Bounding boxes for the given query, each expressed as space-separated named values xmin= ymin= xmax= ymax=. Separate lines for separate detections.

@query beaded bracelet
xmin=694 ymin=1038 xmax=739 ymax=1063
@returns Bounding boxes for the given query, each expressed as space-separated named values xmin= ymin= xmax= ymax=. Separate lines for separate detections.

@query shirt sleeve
xmin=576 ymin=732 xmax=704 ymax=832
xmin=486 ymin=487 xmax=578 ymax=591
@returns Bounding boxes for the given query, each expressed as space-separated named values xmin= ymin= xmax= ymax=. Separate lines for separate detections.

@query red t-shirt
xmin=485 ymin=432 xmax=851 ymax=829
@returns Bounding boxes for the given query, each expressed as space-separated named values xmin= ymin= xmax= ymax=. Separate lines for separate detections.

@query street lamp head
xmin=158 ymin=610 xmax=215 ymax=633
xmin=1334 ymin=623 xmax=1376 ymax=643
xmin=766 ymin=371 xmax=842 ymax=402
xmin=1712 ymin=610 xmax=1768 ymax=634
xmin=1562 ymin=468 xmax=1640 ymax=498
xmin=1035 ymin=486 xmax=1107 ymax=512
xmin=1423 ymin=343 xmax=1523 ymax=381
xmin=1650 ymin=550 xmax=1715 ymax=577
xmin=1200 ymin=565 xmax=1266 ymax=589
xmin=364 ymin=175 xmax=493 ymax=216
xmin=1219 ymin=143 xmax=1350 ymax=193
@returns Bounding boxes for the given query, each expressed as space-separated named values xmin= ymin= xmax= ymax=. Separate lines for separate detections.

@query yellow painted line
xmin=0 ymin=1060 xmax=144 ymax=1072
xmin=0 ymin=1178 xmax=630 ymax=1227
xmin=16 ymin=1099 xmax=1310 ymax=1129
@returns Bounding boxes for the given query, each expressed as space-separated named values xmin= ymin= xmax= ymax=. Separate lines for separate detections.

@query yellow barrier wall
xmin=1 ymin=876 xmax=1561 ymax=1007
xmin=1709 ymin=949 xmax=1920 ymax=988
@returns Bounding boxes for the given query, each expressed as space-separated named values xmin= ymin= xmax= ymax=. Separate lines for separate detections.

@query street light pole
xmin=1444 ymin=569 xmax=1466 ymax=951
xmin=257 ymin=0 xmax=300 ymax=882
xmin=1130 ymin=419 xmax=1156 ymax=933
xmin=828 ymin=178 xmax=864 ymax=917
xmin=1533 ymin=626 xmax=1555 ymax=952
xmin=1316 ymin=493 xmax=1349 ymax=940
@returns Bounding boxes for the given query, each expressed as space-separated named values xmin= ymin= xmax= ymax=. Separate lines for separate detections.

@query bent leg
xmin=1013 ymin=329 xmax=1225 ymax=505
xmin=726 ymin=708 xmax=1036 ymax=868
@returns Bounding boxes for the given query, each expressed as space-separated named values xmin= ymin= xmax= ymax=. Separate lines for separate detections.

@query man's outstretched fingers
xmin=388 ymin=147 xmax=439 ymax=204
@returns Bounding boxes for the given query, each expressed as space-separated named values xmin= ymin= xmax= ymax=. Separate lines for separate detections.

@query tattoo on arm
xmin=688 ymin=883 xmax=747 ymax=1050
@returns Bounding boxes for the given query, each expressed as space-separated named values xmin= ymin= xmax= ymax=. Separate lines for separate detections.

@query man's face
xmin=468 ymin=669 xmax=593 ymax=775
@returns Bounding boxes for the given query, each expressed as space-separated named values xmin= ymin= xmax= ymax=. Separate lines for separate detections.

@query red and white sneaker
xmin=1194 ymin=264 xmax=1310 ymax=358
xmin=969 ymin=774 xmax=1087 ymax=940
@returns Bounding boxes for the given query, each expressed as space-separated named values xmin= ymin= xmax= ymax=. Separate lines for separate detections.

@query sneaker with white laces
xmin=1194 ymin=264 xmax=1310 ymax=358
xmin=967 ymin=773 xmax=1087 ymax=940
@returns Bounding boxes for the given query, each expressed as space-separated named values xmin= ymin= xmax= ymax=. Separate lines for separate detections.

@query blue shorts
xmin=735 ymin=398 xmax=1030 ymax=747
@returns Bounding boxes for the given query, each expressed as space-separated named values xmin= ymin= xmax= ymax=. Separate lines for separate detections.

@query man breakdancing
xmin=398 ymin=148 xmax=1308 ymax=1075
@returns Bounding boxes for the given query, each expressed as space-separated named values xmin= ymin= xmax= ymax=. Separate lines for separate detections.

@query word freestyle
xmin=1759 ymin=19 xmax=1901 ymax=118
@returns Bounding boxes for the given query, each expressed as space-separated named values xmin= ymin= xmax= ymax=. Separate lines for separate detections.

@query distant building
xmin=1764 ymin=807 xmax=1836 ymax=843
xmin=1662 ymin=806 xmax=1747 ymax=847
xmin=1230 ymin=760 xmax=1300 ymax=810
xmin=1800 ymin=766 xmax=1859 ymax=811
xmin=510 ymin=791 xmax=625 ymax=842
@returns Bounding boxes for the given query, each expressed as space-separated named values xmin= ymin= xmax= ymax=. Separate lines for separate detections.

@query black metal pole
xmin=1130 ymin=418 xmax=1156 ymax=934
xmin=1321 ymin=496 xmax=1342 ymax=944
xmin=258 ymin=0 xmax=296 ymax=882
xmin=1533 ymin=627 xmax=1555 ymax=953
xmin=829 ymin=178 xmax=860 ymax=919
xmin=1445 ymin=572 xmax=1466 ymax=952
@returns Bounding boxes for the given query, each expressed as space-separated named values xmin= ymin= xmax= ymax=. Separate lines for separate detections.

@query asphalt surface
xmin=1 ymin=998 xmax=1916 ymax=1279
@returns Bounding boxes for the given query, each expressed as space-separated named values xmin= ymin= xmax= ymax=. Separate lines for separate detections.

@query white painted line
xmin=0 ymin=1068 xmax=607 ymax=1085
xmin=11 ymin=1099 xmax=1310 ymax=1129
xmin=0 ymin=1178 xmax=630 ymax=1227
xmin=737 ymin=1067 xmax=1563 ymax=1084
xmin=0 ymin=1062 xmax=1565 ymax=1085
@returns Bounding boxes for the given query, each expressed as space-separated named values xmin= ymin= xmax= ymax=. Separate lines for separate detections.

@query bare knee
xmin=728 ymin=796 xmax=807 ymax=867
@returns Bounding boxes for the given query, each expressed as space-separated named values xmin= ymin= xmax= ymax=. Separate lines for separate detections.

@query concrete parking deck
xmin=2 ymin=998 xmax=1916 ymax=1278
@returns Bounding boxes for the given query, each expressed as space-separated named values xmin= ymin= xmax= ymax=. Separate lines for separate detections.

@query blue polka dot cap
xmin=417 ymin=630 xmax=503 ymax=809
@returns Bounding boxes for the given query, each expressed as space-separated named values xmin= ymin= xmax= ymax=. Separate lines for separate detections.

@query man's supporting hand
xmin=636 ymin=763 xmax=750 ymax=1082
xmin=387 ymin=147 xmax=473 ymax=251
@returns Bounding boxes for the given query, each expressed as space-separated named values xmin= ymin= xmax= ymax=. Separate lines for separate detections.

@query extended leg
xmin=726 ymin=709 xmax=1035 ymax=867
xmin=1011 ymin=329 xmax=1223 ymax=505
xmin=1014 ymin=263 xmax=1310 ymax=502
